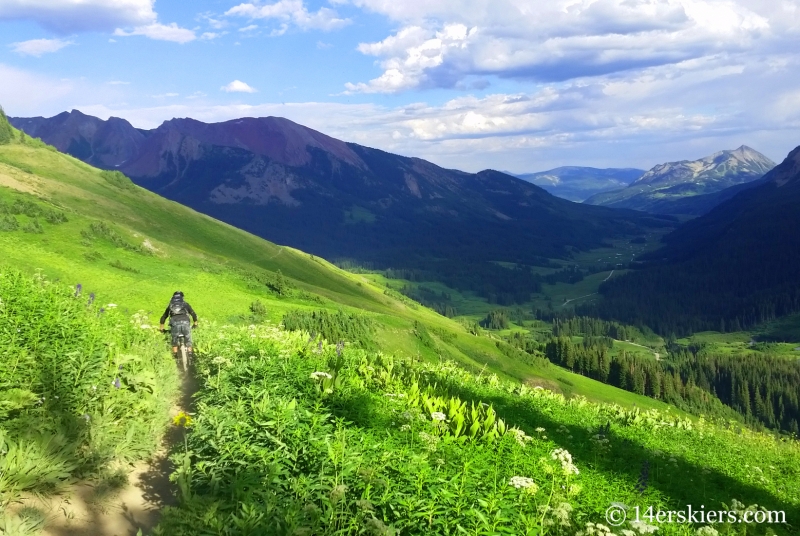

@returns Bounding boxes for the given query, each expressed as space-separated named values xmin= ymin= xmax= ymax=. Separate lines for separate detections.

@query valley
xmin=1 ymin=108 xmax=799 ymax=536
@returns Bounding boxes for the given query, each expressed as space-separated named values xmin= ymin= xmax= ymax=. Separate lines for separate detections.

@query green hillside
xmin=0 ymin=118 xmax=675 ymax=412
xmin=2 ymin=116 xmax=799 ymax=535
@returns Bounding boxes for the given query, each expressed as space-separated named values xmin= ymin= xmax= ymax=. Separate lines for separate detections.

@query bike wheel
xmin=181 ymin=344 xmax=188 ymax=373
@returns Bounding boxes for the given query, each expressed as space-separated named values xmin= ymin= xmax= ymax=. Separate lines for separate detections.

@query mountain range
xmin=589 ymin=144 xmax=800 ymax=336
xmin=10 ymin=111 xmax=673 ymax=295
xmin=511 ymin=167 xmax=645 ymax=202
xmin=584 ymin=146 xmax=775 ymax=214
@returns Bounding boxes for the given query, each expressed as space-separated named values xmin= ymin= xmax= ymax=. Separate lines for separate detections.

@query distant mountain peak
xmin=585 ymin=146 xmax=776 ymax=215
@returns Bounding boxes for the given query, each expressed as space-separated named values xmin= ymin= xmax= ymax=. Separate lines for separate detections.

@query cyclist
xmin=159 ymin=291 xmax=198 ymax=362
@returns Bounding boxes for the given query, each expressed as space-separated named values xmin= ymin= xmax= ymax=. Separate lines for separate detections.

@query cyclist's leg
xmin=170 ymin=323 xmax=180 ymax=358
xmin=184 ymin=324 xmax=194 ymax=362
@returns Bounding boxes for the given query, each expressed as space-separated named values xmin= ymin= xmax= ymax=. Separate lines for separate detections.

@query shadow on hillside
xmin=437 ymin=381 xmax=799 ymax=531
xmin=329 ymin=380 xmax=798 ymax=534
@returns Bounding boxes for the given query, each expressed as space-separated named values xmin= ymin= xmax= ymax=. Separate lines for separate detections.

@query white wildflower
xmin=695 ymin=527 xmax=719 ymax=536
xmin=106 ymin=303 xmax=117 ymax=308
xmin=629 ymin=520 xmax=659 ymax=534
xmin=508 ymin=476 xmax=538 ymax=492
xmin=509 ymin=427 xmax=533 ymax=446
xmin=310 ymin=371 xmax=332 ymax=380
xmin=535 ymin=427 xmax=545 ymax=433
xmin=551 ymin=448 xmax=580 ymax=475
xmin=418 ymin=431 xmax=440 ymax=451
xmin=431 ymin=411 xmax=447 ymax=422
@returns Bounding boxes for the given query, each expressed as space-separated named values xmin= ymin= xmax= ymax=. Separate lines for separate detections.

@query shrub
xmin=99 ymin=170 xmax=137 ymax=191
xmin=0 ymin=106 xmax=13 ymax=145
xmin=0 ymin=271 xmax=178 ymax=494
xmin=282 ymin=309 xmax=376 ymax=349
xmin=0 ymin=216 xmax=19 ymax=232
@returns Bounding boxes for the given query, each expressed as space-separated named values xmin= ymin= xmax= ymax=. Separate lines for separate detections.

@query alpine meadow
xmin=2 ymin=1 xmax=800 ymax=535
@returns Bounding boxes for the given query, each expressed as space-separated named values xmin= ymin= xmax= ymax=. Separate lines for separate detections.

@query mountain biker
xmin=159 ymin=291 xmax=198 ymax=361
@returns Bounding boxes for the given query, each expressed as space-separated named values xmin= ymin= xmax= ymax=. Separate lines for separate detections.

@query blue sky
xmin=1 ymin=0 xmax=799 ymax=173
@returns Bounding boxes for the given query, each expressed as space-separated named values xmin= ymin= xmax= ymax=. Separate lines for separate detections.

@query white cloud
xmin=200 ymin=31 xmax=226 ymax=40
xmin=107 ymin=80 xmax=130 ymax=85
xmin=239 ymin=24 xmax=259 ymax=32
xmin=342 ymin=0 xmax=783 ymax=93
xmin=114 ymin=22 xmax=196 ymax=43
xmin=152 ymin=93 xmax=179 ymax=98
xmin=10 ymin=38 xmax=74 ymax=57
xmin=221 ymin=80 xmax=258 ymax=93
xmin=0 ymin=0 xmax=156 ymax=33
xmin=317 ymin=41 xmax=333 ymax=49
xmin=226 ymin=0 xmax=351 ymax=31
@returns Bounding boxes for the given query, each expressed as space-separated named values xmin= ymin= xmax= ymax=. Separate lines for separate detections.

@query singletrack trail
xmin=18 ymin=370 xmax=197 ymax=535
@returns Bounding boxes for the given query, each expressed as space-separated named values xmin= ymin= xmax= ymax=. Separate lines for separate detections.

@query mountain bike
xmin=163 ymin=327 xmax=193 ymax=373
xmin=176 ymin=332 xmax=190 ymax=373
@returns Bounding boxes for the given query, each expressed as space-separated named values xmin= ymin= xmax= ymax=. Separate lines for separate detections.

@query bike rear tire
xmin=180 ymin=344 xmax=188 ymax=373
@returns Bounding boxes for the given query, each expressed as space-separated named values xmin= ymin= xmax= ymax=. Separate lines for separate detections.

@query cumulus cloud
xmin=10 ymin=38 xmax=74 ymax=57
xmin=114 ymin=22 xmax=196 ymax=43
xmin=226 ymin=0 xmax=351 ymax=31
xmin=343 ymin=0 xmax=783 ymax=92
xmin=0 ymin=0 xmax=156 ymax=33
xmin=221 ymin=80 xmax=258 ymax=93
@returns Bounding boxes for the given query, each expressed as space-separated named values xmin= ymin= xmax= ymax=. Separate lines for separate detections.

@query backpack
xmin=169 ymin=297 xmax=187 ymax=316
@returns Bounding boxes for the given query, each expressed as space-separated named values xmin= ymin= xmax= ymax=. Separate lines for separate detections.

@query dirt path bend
xmin=15 ymin=373 xmax=197 ymax=536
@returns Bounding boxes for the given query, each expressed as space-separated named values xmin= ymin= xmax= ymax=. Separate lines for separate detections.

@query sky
xmin=1 ymin=0 xmax=799 ymax=173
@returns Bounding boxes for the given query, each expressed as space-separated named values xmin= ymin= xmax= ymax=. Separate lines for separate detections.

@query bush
xmin=0 ymin=271 xmax=178 ymax=494
xmin=282 ymin=309 xmax=376 ymax=349
xmin=0 ymin=106 xmax=13 ymax=145
xmin=0 ymin=216 xmax=19 ymax=232
xmin=99 ymin=170 xmax=137 ymax=191
xmin=480 ymin=309 xmax=510 ymax=330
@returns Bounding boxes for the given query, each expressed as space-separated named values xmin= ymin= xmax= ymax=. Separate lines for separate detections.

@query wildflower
xmin=107 ymin=303 xmax=117 ymax=308
xmin=87 ymin=292 xmax=95 ymax=306
xmin=173 ymin=411 xmax=193 ymax=427
xmin=82 ymin=414 xmax=90 ymax=421
xmin=330 ymin=484 xmax=348 ymax=504
xmin=75 ymin=283 xmax=82 ymax=297
xmin=430 ymin=411 xmax=447 ymax=422
xmin=91 ymin=385 xmax=97 ymax=391
xmin=140 ymin=324 xmax=151 ymax=329
xmin=509 ymin=476 xmax=538 ymax=491
xmin=212 ymin=356 xmax=229 ymax=366
xmin=113 ymin=378 xmax=121 ymax=389
xmin=695 ymin=527 xmax=719 ymax=536
xmin=356 ymin=499 xmax=375 ymax=511
xmin=509 ymin=427 xmax=533 ymax=446
xmin=551 ymin=448 xmax=580 ymax=475
xmin=400 ymin=410 xmax=415 ymax=421
xmin=629 ymin=520 xmax=659 ymax=534
xmin=400 ymin=424 xmax=411 ymax=432
xmin=249 ymin=355 xmax=257 ymax=360
xmin=310 ymin=371 xmax=332 ymax=380
xmin=418 ymin=431 xmax=440 ymax=451
xmin=535 ymin=427 xmax=545 ymax=433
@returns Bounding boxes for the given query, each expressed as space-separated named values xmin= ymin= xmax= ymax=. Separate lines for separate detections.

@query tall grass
xmin=0 ymin=270 xmax=179 ymax=496
xmin=156 ymin=323 xmax=800 ymax=535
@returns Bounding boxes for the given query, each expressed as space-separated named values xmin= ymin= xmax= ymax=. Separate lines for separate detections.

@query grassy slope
xmin=0 ymin=137 xmax=673 ymax=412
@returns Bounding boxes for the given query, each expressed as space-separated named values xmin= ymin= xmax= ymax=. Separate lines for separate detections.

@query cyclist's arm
xmin=159 ymin=306 xmax=170 ymax=331
xmin=186 ymin=303 xmax=198 ymax=326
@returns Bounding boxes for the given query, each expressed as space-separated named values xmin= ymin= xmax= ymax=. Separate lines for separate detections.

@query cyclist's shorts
xmin=170 ymin=319 xmax=192 ymax=347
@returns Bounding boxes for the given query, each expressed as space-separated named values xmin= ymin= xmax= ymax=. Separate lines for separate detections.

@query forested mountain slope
xmin=588 ymin=144 xmax=800 ymax=336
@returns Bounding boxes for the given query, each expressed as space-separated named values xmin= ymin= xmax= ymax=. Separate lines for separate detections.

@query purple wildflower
xmin=75 ymin=283 xmax=82 ymax=297
xmin=336 ymin=341 xmax=344 ymax=357
xmin=118 ymin=364 xmax=123 ymax=370
xmin=99 ymin=308 xmax=105 ymax=314
xmin=87 ymin=292 xmax=95 ymax=306
xmin=113 ymin=378 xmax=121 ymax=389
xmin=317 ymin=341 xmax=323 ymax=353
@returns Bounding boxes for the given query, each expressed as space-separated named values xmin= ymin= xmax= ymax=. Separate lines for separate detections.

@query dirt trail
xmin=18 ymin=373 xmax=197 ymax=536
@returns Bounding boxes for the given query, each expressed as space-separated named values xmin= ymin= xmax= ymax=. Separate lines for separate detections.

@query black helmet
xmin=173 ymin=290 xmax=184 ymax=298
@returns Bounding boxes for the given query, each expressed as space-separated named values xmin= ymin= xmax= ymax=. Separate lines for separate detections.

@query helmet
xmin=173 ymin=290 xmax=184 ymax=298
